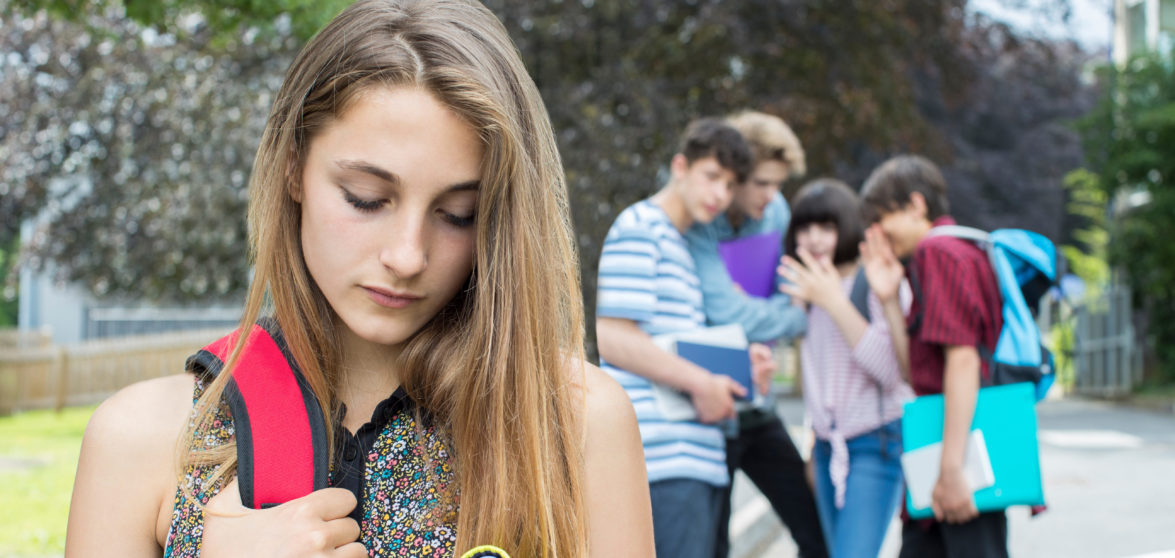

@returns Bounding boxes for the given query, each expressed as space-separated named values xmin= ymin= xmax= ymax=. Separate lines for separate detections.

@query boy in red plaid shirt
xmin=859 ymin=155 xmax=1008 ymax=558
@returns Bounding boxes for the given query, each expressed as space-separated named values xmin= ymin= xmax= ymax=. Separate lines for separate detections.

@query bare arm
xmin=66 ymin=374 xmax=366 ymax=558
xmin=880 ymin=296 xmax=911 ymax=381
xmin=596 ymin=317 xmax=711 ymax=392
xmin=861 ymin=226 xmax=911 ymax=381
xmin=596 ymin=317 xmax=744 ymax=423
xmin=65 ymin=374 xmax=196 ymax=557
xmin=815 ymin=294 xmax=869 ymax=347
xmin=582 ymin=363 xmax=655 ymax=557
xmin=931 ymin=345 xmax=981 ymax=524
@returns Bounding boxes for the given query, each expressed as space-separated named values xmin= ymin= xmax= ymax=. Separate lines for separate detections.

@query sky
xmin=970 ymin=0 xmax=1114 ymax=53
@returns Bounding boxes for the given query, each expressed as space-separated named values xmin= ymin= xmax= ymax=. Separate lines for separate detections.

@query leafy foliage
xmin=1059 ymin=168 xmax=1109 ymax=298
xmin=1075 ymin=53 xmax=1175 ymax=381
xmin=0 ymin=235 xmax=18 ymax=326
xmin=1 ymin=1 xmax=1092 ymax=354
xmin=1 ymin=7 xmax=300 ymax=301
xmin=5 ymin=0 xmax=348 ymax=43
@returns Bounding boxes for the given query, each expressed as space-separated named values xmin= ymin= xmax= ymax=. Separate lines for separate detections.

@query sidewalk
xmin=741 ymin=394 xmax=1175 ymax=558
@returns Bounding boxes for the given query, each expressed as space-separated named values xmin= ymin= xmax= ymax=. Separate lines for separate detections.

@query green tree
xmin=1075 ymin=53 xmax=1175 ymax=382
xmin=3 ymin=0 xmax=1091 ymax=357
xmin=0 ymin=235 xmax=18 ymax=327
xmin=1060 ymin=168 xmax=1109 ymax=297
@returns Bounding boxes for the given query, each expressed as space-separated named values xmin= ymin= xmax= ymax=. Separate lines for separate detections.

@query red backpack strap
xmin=185 ymin=318 xmax=329 ymax=509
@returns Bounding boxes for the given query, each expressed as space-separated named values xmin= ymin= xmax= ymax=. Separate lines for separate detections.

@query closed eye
xmin=440 ymin=210 xmax=476 ymax=228
xmin=341 ymin=188 xmax=386 ymax=213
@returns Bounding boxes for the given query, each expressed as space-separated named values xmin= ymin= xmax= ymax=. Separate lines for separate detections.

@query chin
xmin=347 ymin=317 xmax=422 ymax=348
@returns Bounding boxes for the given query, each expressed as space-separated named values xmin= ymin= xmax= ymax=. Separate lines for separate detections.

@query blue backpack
xmin=925 ymin=226 xmax=1058 ymax=401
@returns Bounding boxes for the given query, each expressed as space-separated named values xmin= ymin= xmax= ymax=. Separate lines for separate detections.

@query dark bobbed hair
xmin=859 ymin=154 xmax=949 ymax=224
xmin=785 ymin=178 xmax=864 ymax=266
xmin=677 ymin=117 xmax=754 ymax=183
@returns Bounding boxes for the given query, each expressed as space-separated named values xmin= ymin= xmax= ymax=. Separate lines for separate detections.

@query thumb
xmin=205 ymin=477 xmax=249 ymax=518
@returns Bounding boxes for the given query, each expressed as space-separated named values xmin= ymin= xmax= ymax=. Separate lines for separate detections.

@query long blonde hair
xmin=181 ymin=1 xmax=588 ymax=555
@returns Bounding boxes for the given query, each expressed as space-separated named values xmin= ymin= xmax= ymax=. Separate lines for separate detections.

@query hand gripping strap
xmin=186 ymin=320 xmax=329 ymax=509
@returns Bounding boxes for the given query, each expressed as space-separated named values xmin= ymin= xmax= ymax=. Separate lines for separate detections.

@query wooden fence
xmin=0 ymin=327 xmax=230 ymax=415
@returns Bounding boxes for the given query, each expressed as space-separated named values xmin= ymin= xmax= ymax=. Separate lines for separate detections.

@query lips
xmin=362 ymin=285 xmax=422 ymax=309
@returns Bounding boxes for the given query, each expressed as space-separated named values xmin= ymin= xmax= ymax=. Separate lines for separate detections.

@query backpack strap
xmin=927 ymin=225 xmax=990 ymax=245
xmin=849 ymin=266 xmax=871 ymax=322
xmin=185 ymin=318 xmax=329 ymax=509
xmin=848 ymin=266 xmax=889 ymax=442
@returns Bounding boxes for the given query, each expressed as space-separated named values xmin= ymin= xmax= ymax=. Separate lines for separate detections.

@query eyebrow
xmin=336 ymin=159 xmax=480 ymax=192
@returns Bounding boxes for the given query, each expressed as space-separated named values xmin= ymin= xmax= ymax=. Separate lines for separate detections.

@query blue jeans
xmin=650 ymin=478 xmax=724 ymax=558
xmin=812 ymin=420 xmax=905 ymax=558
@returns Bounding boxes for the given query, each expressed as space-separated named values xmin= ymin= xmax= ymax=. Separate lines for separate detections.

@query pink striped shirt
xmin=800 ymin=270 xmax=914 ymax=508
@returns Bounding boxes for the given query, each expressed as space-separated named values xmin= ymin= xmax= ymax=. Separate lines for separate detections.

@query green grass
xmin=0 ymin=405 xmax=96 ymax=557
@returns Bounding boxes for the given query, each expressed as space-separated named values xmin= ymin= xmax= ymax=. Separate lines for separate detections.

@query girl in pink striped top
xmin=778 ymin=179 xmax=914 ymax=558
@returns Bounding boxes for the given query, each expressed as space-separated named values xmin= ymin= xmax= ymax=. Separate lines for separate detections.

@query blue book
xmin=901 ymin=382 xmax=1046 ymax=519
xmin=675 ymin=340 xmax=753 ymax=400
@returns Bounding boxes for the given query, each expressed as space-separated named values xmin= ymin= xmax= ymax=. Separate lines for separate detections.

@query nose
xmin=716 ymin=179 xmax=734 ymax=207
xmin=378 ymin=212 xmax=428 ymax=279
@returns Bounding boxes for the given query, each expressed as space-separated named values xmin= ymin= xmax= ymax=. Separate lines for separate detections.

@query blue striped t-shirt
xmin=596 ymin=199 xmax=728 ymax=487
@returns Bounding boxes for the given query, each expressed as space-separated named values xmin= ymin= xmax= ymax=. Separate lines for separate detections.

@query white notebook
xmin=901 ymin=429 xmax=996 ymax=510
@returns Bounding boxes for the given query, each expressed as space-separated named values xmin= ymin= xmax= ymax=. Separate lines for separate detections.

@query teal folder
xmin=902 ymin=382 xmax=1045 ymax=519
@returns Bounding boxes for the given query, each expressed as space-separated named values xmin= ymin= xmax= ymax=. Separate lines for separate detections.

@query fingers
xmin=778 ymin=283 xmax=805 ymax=300
xmin=865 ymin=225 xmax=897 ymax=261
xmin=336 ymin=542 xmax=370 ymax=558
xmin=301 ymin=487 xmax=359 ymax=521
xmin=795 ymin=247 xmax=835 ymax=276
xmin=724 ymin=376 xmax=748 ymax=400
xmin=945 ymin=502 xmax=979 ymax=524
xmin=749 ymin=344 xmax=777 ymax=396
xmin=777 ymin=256 xmax=806 ymax=283
xmin=748 ymin=343 xmax=773 ymax=363
xmin=777 ymin=257 xmax=813 ymax=298
xmin=322 ymin=517 xmax=361 ymax=549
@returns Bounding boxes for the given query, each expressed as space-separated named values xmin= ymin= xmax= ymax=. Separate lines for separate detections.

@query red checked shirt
xmin=906 ymin=216 xmax=1003 ymax=396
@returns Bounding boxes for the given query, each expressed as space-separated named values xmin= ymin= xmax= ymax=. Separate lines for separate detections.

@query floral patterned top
xmin=163 ymin=376 xmax=459 ymax=557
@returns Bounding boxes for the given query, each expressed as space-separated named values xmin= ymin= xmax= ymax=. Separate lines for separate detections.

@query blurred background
xmin=2 ymin=0 xmax=1175 ymax=556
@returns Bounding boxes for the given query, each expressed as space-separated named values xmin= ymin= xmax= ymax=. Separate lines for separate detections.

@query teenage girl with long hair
xmin=64 ymin=1 xmax=653 ymax=556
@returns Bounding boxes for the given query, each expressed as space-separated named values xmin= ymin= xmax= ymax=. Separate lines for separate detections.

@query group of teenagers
xmin=63 ymin=1 xmax=1011 ymax=557
xmin=597 ymin=110 xmax=1011 ymax=558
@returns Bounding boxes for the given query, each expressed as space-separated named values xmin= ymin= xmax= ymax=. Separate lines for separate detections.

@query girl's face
xmin=794 ymin=221 xmax=839 ymax=264
xmin=299 ymin=86 xmax=482 ymax=351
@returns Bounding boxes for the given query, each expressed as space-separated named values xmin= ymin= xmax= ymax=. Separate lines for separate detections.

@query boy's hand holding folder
xmin=651 ymin=324 xmax=771 ymax=423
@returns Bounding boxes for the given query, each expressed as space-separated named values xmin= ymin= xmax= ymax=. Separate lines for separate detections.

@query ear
xmin=908 ymin=191 xmax=928 ymax=218
xmin=669 ymin=153 xmax=690 ymax=181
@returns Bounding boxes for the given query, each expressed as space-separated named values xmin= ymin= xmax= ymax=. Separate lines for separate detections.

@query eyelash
xmin=342 ymin=189 xmax=385 ymax=213
xmin=340 ymin=188 xmax=475 ymax=227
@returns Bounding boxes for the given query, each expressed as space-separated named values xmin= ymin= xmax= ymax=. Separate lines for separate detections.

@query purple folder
xmin=718 ymin=231 xmax=782 ymax=298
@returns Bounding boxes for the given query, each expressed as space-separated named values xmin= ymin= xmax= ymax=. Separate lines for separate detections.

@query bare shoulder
xmin=582 ymin=361 xmax=631 ymax=411
xmin=66 ymin=374 xmax=197 ymax=556
xmin=85 ymin=373 xmax=195 ymax=449
xmin=579 ymin=362 xmax=655 ymax=556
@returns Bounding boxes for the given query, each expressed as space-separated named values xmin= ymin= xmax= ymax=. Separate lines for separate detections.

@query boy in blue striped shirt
xmin=685 ymin=111 xmax=827 ymax=558
xmin=596 ymin=118 xmax=770 ymax=558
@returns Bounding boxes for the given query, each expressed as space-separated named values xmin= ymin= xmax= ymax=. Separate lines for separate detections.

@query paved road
xmin=739 ymin=396 xmax=1175 ymax=558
